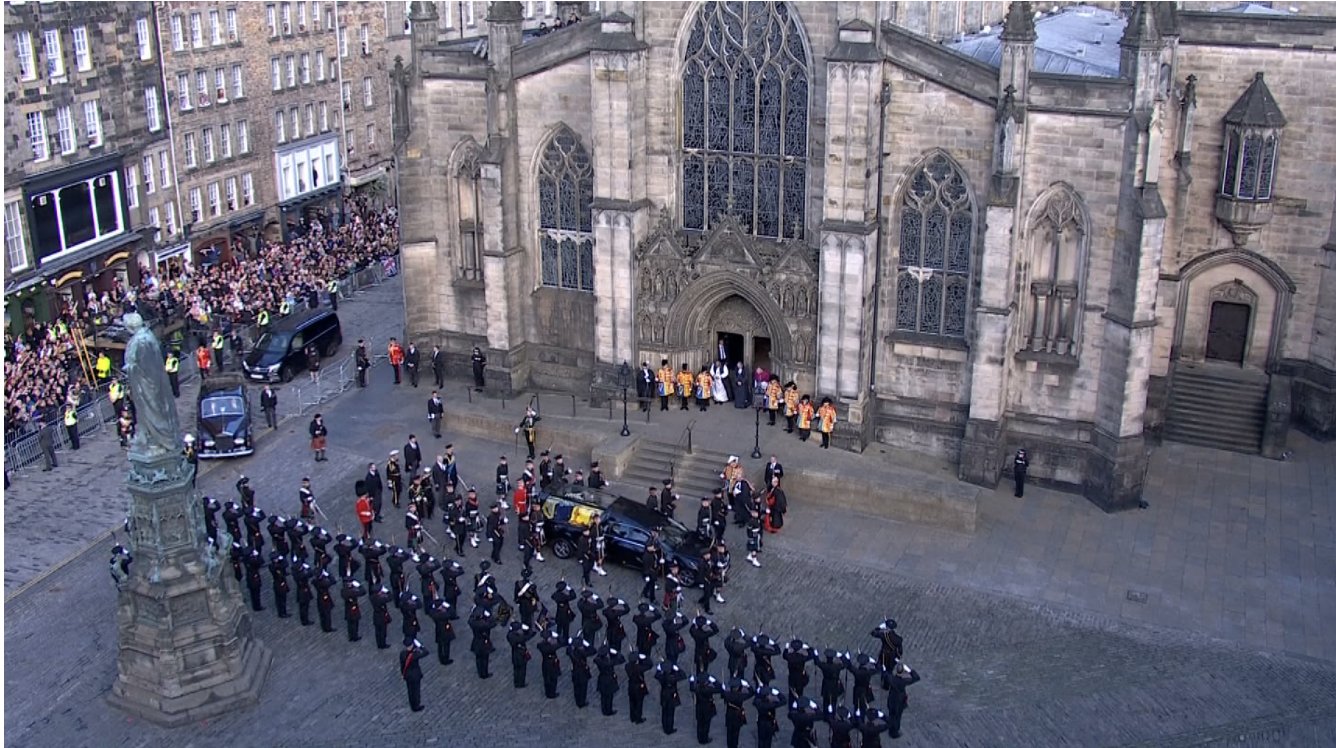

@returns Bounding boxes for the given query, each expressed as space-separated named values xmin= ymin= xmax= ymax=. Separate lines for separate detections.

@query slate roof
xmin=947 ymin=4 xmax=1126 ymax=79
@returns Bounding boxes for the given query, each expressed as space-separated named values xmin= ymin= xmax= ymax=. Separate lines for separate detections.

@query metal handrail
xmin=674 ymin=419 xmax=695 ymax=456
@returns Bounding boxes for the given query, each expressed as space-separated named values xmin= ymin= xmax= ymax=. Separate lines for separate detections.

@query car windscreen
xmin=254 ymin=332 xmax=291 ymax=355
xmin=652 ymin=516 xmax=692 ymax=547
xmin=201 ymin=396 xmax=245 ymax=418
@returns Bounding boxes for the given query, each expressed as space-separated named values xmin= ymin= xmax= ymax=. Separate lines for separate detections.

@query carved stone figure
xmin=122 ymin=313 xmax=180 ymax=462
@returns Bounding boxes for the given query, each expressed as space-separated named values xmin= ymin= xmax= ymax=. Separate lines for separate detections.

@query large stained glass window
xmin=681 ymin=1 xmax=808 ymax=240
xmin=895 ymin=153 xmax=974 ymax=339
xmin=537 ymin=127 xmax=594 ymax=291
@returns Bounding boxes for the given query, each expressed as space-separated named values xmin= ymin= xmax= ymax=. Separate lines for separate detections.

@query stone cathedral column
xmin=590 ymin=13 xmax=650 ymax=386
xmin=816 ymin=21 xmax=882 ymax=449
xmin=960 ymin=2 xmax=1034 ymax=488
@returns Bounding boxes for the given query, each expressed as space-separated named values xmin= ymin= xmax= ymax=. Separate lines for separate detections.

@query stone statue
xmin=122 ymin=313 xmax=180 ymax=462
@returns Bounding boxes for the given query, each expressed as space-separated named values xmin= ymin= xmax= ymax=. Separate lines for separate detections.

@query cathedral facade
xmin=396 ymin=1 xmax=1336 ymax=510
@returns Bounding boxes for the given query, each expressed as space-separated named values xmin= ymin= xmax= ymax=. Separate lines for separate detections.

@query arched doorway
xmin=710 ymin=295 xmax=773 ymax=371
xmin=660 ymin=271 xmax=794 ymax=379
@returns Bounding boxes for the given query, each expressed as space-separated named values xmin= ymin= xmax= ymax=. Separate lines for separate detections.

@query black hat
xmin=540 ymin=449 xmax=550 ymax=456
xmin=880 ymin=618 xmax=898 ymax=631
xmin=237 ymin=476 xmax=250 ymax=485
xmin=403 ymin=636 xmax=414 ymax=647
xmin=590 ymin=461 xmax=600 ymax=469
xmin=445 ymin=443 xmax=454 ymax=449
xmin=480 ymin=560 xmax=491 ymax=571
xmin=554 ymin=454 xmax=563 ymax=460
xmin=521 ymin=568 xmax=532 ymax=580
xmin=662 ymin=478 xmax=673 ymax=487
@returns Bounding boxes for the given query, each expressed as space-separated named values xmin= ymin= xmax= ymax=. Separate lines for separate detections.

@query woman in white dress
xmin=710 ymin=360 xmax=730 ymax=403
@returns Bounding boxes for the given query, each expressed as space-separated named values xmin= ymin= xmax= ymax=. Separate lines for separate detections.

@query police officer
xmin=399 ymin=637 xmax=428 ymax=712
xmin=293 ymin=561 xmax=315 ymax=626
xmin=507 ymin=620 xmax=536 ymax=688
xmin=552 ymin=580 xmax=577 ymax=642
xmin=269 ymin=552 xmax=291 ymax=618
xmin=314 ymin=567 xmax=336 ymax=632
xmin=753 ymin=685 xmax=785 ymax=748
xmin=594 ymin=644 xmax=625 ymax=716
xmin=469 ymin=606 xmax=497 ymax=679
xmin=783 ymin=637 xmax=815 ymax=700
xmin=427 ymin=598 xmax=456 ymax=664
xmin=342 ymin=578 xmax=366 ymax=642
xmin=656 ymin=661 xmax=686 ymax=735
xmin=371 ymin=584 xmax=394 ymax=649
xmin=537 ymin=626 xmax=564 ymax=699
xmin=568 ymin=637 xmax=595 ymax=708
xmin=633 ymin=601 xmax=662 ymax=656
xmin=211 ymin=328 xmax=227 ymax=371
xmin=690 ymin=672 xmax=723 ymax=745
xmin=327 ymin=277 xmax=340 ymax=310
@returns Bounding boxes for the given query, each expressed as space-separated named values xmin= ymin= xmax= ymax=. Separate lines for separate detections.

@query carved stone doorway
xmin=710 ymin=294 xmax=772 ymax=371
xmin=1205 ymin=301 xmax=1250 ymax=364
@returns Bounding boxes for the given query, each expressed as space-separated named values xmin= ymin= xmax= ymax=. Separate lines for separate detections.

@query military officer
xmin=594 ymin=645 xmax=626 ymax=716
xmin=816 ymin=648 xmax=850 ymax=715
xmin=568 ymin=636 xmax=596 ymax=709
xmin=788 ymin=697 xmax=821 ymax=748
xmin=243 ymin=547 xmax=265 ymax=612
xmin=537 ymin=626 xmax=564 ymax=699
xmin=603 ymin=597 xmax=630 ymax=653
xmin=362 ymin=539 xmax=388 ymax=589
xmin=341 ymin=578 xmax=366 ymax=642
xmin=399 ymin=637 xmax=428 ymax=712
xmin=663 ymin=610 xmax=688 ymax=667
xmin=724 ymin=627 xmax=750 ymax=680
xmin=469 ymin=606 xmax=497 ymax=679
xmin=633 ymin=601 xmax=662 ymax=656
xmin=625 ymin=651 xmax=653 ymax=724
xmin=753 ymin=684 xmax=785 ymax=748
xmin=399 ymin=590 xmax=423 ymax=642
xmin=426 ymin=598 xmax=456 ymax=665
xmin=689 ymin=614 xmax=720 ymax=675
xmin=690 ymin=672 xmax=723 ymax=745
xmin=578 ymin=589 xmax=605 ymax=642
xmin=314 ymin=567 xmax=336 ymax=632
xmin=656 ymin=661 xmax=687 ymax=735
xmin=872 ymin=617 xmax=905 ymax=688
xmin=885 ymin=661 xmax=921 ymax=740
xmin=268 ymin=552 xmax=291 ymax=618
xmin=751 ymin=633 xmax=780 ymax=687
xmin=371 ymin=584 xmax=394 ymax=649
xmin=855 ymin=707 xmax=890 ymax=748
xmin=722 ymin=677 xmax=754 ymax=748
xmin=552 ymin=580 xmax=577 ymax=642
xmin=202 ymin=496 xmax=221 ymax=543
xmin=851 ymin=652 xmax=881 ymax=712
xmin=783 ymin=637 xmax=815 ymax=700
xmin=292 ymin=561 xmax=315 ymax=626
xmin=507 ymin=620 xmax=536 ymax=689
xmin=387 ymin=450 xmax=404 ymax=508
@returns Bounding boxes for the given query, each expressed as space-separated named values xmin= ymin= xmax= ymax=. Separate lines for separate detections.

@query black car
xmin=197 ymin=374 xmax=254 ymax=458
xmin=544 ymin=496 xmax=710 ymax=587
xmin=242 ymin=309 xmax=342 ymax=383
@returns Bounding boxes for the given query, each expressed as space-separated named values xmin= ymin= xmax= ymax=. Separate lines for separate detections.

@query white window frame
xmin=159 ymin=152 xmax=171 ymax=186
xmin=363 ymin=76 xmax=373 ymax=107
xmin=210 ymin=10 xmax=223 ymax=45
xmin=298 ymin=1 xmax=308 ymax=30
xmin=281 ymin=3 xmax=292 ymax=34
xmin=43 ymin=28 xmax=64 ymax=78
xmin=125 ymin=165 xmax=140 ymax=209
xmin=73 ymin=27 xmax=92 ymax=72
xmin=15 ymin=31 xmax=37 ymax=80
xmin=83 ymin=100 xmax=102 ymax=147
xmin=146 ymin=87 xmax=162 ymax=132
xmin=238 ymin=120 xmax=251 ymax=154
xmin=197 ymin=70 xmax=211 ymax=108
xmin=305 ymin=103 xmax=315 ymax=135
xmin=225 ymin=177 xmax=238 ymax=211
xmin=148 ymin=206 xmax=162 ymax=242
xmin=54 ymin=106 xmax=76 ymax=155
xmin=464 ymin=2 xmax=476 ymax=27
xmin=360 ymin=24 xmax=369 ymax=56
xmin=143 ymin=155 xmax=156 ymax=194
xmin=272 ymin=58 xmax=282 ymax=91
xmin=165 ymin=201 xmax=178 ymax=236
xmin=203 ymin=128 xmax=216 ymax=163
xmin=27 ymin=111 xmax=49 ymax=162
xmin=313 ymin=1 xmax=323 ymax=29
xmin=316 ymin=50 xmax=326 ymax=81
xmin=190 ymin=12 xmax=204 ymax=48
xmin=267 ymin=5 xmax=278 ymax=37
xmin=227 ymin=8 xmax=239 ymax=42
xmin=320 ymin=101 xmax=329 ymax=131
xmin=442 ymin=1 xmax=453 ymax=29
xmin=177 ymin=73 xmax=192 ymax=111
xmin=171 ymin=15 xmax=185 ymax=51
xmin=232 ymin=64 xmax=245 ymax=99
xmin=275 ymin=111 xmax=286 ymax=143
xmin=367 ymin=123 xmax=376 ymax=148
xmin=215 ymin=68 xmax=228 ymax=103
xmin=5 ymin=201 xmax=29 ymax=272
xmin=342 ymin=81 xmax=352 ymax=109
xmin=338 ymin=27 xmax=347 ymax=58
xmin=290 ymin=107 xmax=300 ymax=139
xmin=184 ymin=132 xmax=198 ymax=168
xmin=189 ymin=188 xmax=202 ymax=223
xmin=242 ymin=173 xmax=255 ymax=206
xmin=208 ymin=182 xmax=222 ymax=217
xmin=301 ymin=53 xmax=311 ymax=84
xmin=137 ymin=18 xmax=153 ymax=60
xmin=221 ymin=123 xmax=233 ymax=158
xmin=286 ymin=54 xmax=296 ymax=88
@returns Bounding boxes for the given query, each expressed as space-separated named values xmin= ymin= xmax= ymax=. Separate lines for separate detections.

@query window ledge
xmin=886 ymin=330 xmax=969 ymax=352
xmin=1014 ymin=348 xmax=1079 ymax=368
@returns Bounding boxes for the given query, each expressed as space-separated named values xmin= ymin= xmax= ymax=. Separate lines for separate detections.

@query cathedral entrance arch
xmin=710 ymin=296 xmax=772 ymax=371
xmin=661 ymin=271 xmax=793 ymax=377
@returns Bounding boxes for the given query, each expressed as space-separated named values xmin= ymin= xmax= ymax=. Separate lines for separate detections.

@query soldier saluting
xmin=399 ymin=637 xmax=428 ymax=712
xmin=690 ymin=672 xmax=723 ymax=745
xmin=427 ymin=598 xmax=456 ymax=665
xmin=594 ymin=644 xmax=626 ymax=716
xmin=469 ymin=607 xmax=497 ymax=679
xmin=507 ymin=620 xmax=536 ymax=689
xmin=537 ymin=626 xmax=564 ymax=699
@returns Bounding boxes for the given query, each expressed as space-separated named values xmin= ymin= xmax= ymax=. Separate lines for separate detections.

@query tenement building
xmin=396 ymin=1 xmax=1336 ymax=510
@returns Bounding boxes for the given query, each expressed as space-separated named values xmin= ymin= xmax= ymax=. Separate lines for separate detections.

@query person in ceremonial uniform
xmin=885 ymin=661 xmax=921 ymax=740
xmin=696 ymin=366 xmax=713 ymax=412
xmin=440 ymin=559 xmax=464 ymax=617
xmin=568 ymin=637 xmax=596 ymax=708
xmin=662 ymin=609 xmax=688 ymax=667
xmin=676 ymin=364 xmax=694 ymax=410
xmin=507 ymin=620 xmax=536 ymax=688
xmin=782 ymin=381 xmax=800 ymax=433
xmin=626 ymin=651 xmax=653 ymax=724
xmin=355 ymin=340 xmax=370 ymax=388
xmin=872 ymin=618 xmax=905 ymax=688
xmin=817 ymin=397 xmax=838 ymax=449
xmin=594 ymin=644 xmax=626 ymax=715
xmin=657 ymin=358 xmax=675 ymax=411
xmin=636 ymin=362 xmax=655 ymax=412
xmin=552 ymin=580 xmax=577 ymax=641
xmin=1013 ymin=448 xmax=1029 ymax=497
xmin=633 ymin=601 xmax=662 ymax=656
xmin=690 ymin=673 xmax=723 ymax=744
xmin=387 ymin=338 xmax=405 ymax=384
xmin=817 ymin=648 xmax=850 ymax=715
xmin=603 ymin=597 xmax=630 ymax=652
xmin=399 ymin=590 xmax=423 ymax=642
xmin=753 ymin=685 xmax=785 ymax=748
xmin=308 ymin=413 xmax=328 ymax=462
xmin=425 ymin=597 xmax=456 ymax=663
xmin=387 ymin=451 xmax=404 ymax=509
xmin=399 ymin=637 xmax=428 ymax=712
xmin=765 ymin=376 xmax=783 ymax=426
xmin=751 ymin=633 xmax=780 ymax=687
xmin=724 ymin=627 xmax=750 ymax=680
xmin=722 ymin=677 xmax=754 ymax=748
xmin=656 ymin=661 xmax=687 ymax=735
xmin=469 ymin=606 xmax=497 ymax=679
xmin=537 ymin=626 xmax=564 ymax=699
xmin=855 ymin=707 xmax=890 ymax=748
xmin=268 ymin=552 xmax=291 ymax=618
xmin=788 ymin=697 xmax=821 ymax=748
xmin=783 ymin=638 xmax=815 ymax=701
xmin=515 ymin=406 xmax=540 ymax=459
xmin=371 ymin=584 xmax=394 ymax=649
xmin=689 ymin=614 xmax=721 ymax=677
xmin=342 ymin=578 xmax=366 ymax=642
xmin=314 ymin=567 xmax=337 ymax=632
xmin=243 ymin=547 xmax=265 ymax=611
xmin=828 ymin=705 xmax=856 ymax=748
xmin=293 ymin=561 xmax=315 ymax=626
xmin=796 ymin=395 xmax=815 ymax=442
xmin=851 ymin=652 xmax=880 ymax=712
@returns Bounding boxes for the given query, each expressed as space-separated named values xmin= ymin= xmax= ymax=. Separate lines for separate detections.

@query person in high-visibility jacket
xmin=816 ymin=397 xmax=838 ymax=450
xmin=196 ymin=344 xmax=212 ymax=380
xmin=796 ymin=395 xmax=815 ymax=443
xmin=327 ymin=278 xmax=340 ymax=311
xmin=279 ymin=299 xmax=292 ymax=316
xmin=211 ymin=330 xmax=227 ymax=372
xmin=257 ymin=309 xmax=271 ymax=329
xmin=109 ymin=379 xmax=125 ymax=409
xmin=95 ymin=351 xmax=112 ymax=381
xmin=164 ymin=350 xmax=181 ymax=398
xmin=63 ymin=403 xmax=80 ymax=450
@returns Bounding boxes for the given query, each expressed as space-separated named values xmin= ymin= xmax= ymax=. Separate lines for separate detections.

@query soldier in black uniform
xmin=404 ymin=434 xmax=424 ymax=476
xmin=387 ymin=544 xmax=410 ymax=597
xmin=722 ymin=677 xmax=754 ymax=748
xmin=783 ymin=638 xmax=815 ymax=700
xmin=202 ymin=496 xmax=220 ymax=543
xmin=486 ymin=503 xmax=506 ymax=564
xmin=342 ymin=579 xmax=366 ymax=642
xmin=243 ymin=547 xmax=265 ymax=611
xmin=507 ymin=620 xmax=536 ymax=688
xmin=699 ymin=549 xmax=721 ymax=615
xmin=537 ymin=450 xmax=553 ymax=491
xmin=286 ymin=519 xmax=309 ymax=565
xmin=603 ymin=597 xmax=630 ymax=652
xmin=689 ymin=614 xmax=720 ymax=675
xmin=885 ymin=661 xmax=921 ymax=740
xmin=293 ymin=561 xmax=315 ymax=625
xmin=334 ymin=533 xmax=361 ymax=581
xmin=400 ymin=637 xmax=428 ymax=712
xmin=449 ymin=493 xmax=469 ymax=556
xmin=578 ymin=589 xmax=605 ymax=642
xmin=314 ymin=567 xmax=336 ymax=632
xmin=537 ymin=626 xmax=564 ymax=699
xmin=399 ymin=590 xmax=423 ymax=642
xmin=370 ymin=584 xmax=394 ymax=649
xmin=625 ymin=651 xmax=653 ymax=724
xmin=872 ymin=618 xmax=905 ymax=689
xmin=663 ymin=610 xmax=688 ymax=668
xmin=568 ymin=637 xmax=596 ymax=708
xmin=361 ymin=539 xmax=387 ymax=588
xmin=469 ymin=607 xmax=497 ymax=679
xmin=751 ymin=633 xmax=780 ymax=687
xmin=244 ymin=506 xmax=267 ymax=550
xmin=594 ymin=645 xmax=626 ymax=716
xmin=640 ymin=537 xmax=663 ymax=602
xmin=788 ymin=697 xmax=821 ymax=748
xmin=268 ymin=552 xmax=291 ymax=618
xmin=656 ymin=661 xmax=686 ymax=735
xmin=660 ymin=478 xmax=678 ymax=519
xmin=753 ymin=685 xmax=785 ymax=748
xmin=514 ymin=569 xmax=540 ymax=626
xmin=690 ymin=673 xmax=723 ymax=745
xmin=426 ymin=598 xmax=455 ymax=664
xmin=222 ymin=501 xmax=244 ymax=543
xmin=416 ymin=552 xmax=442 ymax=604
xmin=228 ymin=539 xmax=245 ymax=583
xmin=828 ymin=705 xmax=856 ymax=748
xmin=724 ymin=627 xmax=750 ymax=680
xmin=297 ymin=478 xmax=317 ymax=523
xmin=236 ymin=475 xmax=256 ymax=510
xmin=1013 ymin=448 xmax=1029 ymax=497
xmin=633 ymin=602 xmax=662 ymax=656
xmin=851 ymin=652 xmax=881 ymax=712
xmin=495 ymin=455 xmax=510 ymax=500
xmin=587 ymin=461 xmax=607 ymax=489
xmin=473 ymin=560 xmax=498 ymax=597
xmin=552 ymin=581 xmax=577 ymax=642
xmin=267 ymin=515 xmax=291 ymax=559
xmin=387 ymin=451 xmax=404 ymax=509
xmin=440 ymin=559 xmax=464 ymax=617
xmin=855 ymin=707 xmax=890 ymax=748
xmin=309 ymin=527 xmax=333 ymax=570
xmin=816 ymin=648 xmax=849 ymax=715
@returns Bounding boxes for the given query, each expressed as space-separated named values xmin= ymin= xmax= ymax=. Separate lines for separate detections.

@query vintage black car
xmin=196 ymin=374 xmax=254 ymax=458
xmin=543 ymin=494 xmax=710 ymax=587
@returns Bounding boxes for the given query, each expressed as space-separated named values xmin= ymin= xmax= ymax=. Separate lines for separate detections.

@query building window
xmin=221 ymin=123 xmax=233 ymax=157
xmin=238 ymin=120 xmax=250 ymax=153
xmin=203 ymin=128 xmax=216 ymax=163
xmin=15 ymin=31 xmax=36 ymax=80
xmin=43 ymin=28 xmax=64 ymax=78
xmin=27 ymin=172 xmax=125 ymax=263
xmin=83 ymin=100 xmax=102 ymax=147
xmin=227 ymin=8 xmax=239 ymax=42
xmin=342 ymin=82 xmax=352 ymax=110
xmin=363 ymin=77 xmax=374 ymax=107
xmin=126 ymin=165 xmax=140 ymax=209
xmin=197 ymin=70 xmax=211 ymax=108
xmin=171 ymin=15 xmax=185 ymax=51
xmin=143 ymin=155 xmax=155 ymax=194
xmin=1021 ymin=186 xmax=1088 ymax=357
xmin=464 ymin=1 xmax=476 ymax=27
xmin=5 ymin=201 xmax=28 ymax=272
xmin=1221 ymin=130 xmax=1279 ymax=202
xmin=367 ymin=123 xmax=376 ymax=148
xmin=208 ymin=182 xmax=221 ymax=217
xmin=324 ymin=6 xmax=334 ymax=31
xmin=272 ymin=58 xmax=282 ymax=91
xmin=275 ymin=111 xmax=286 ymax=143
xmin=680 ymin=1 xmax=810 ymax=240
xmin=184 ymin=132 xmax=198 ymax=168
xmin=27 ymin=111 xmax=49 ymax=162
xmin=216 ymin=68 xmax=228 ymax=103
xmin=282 ymin=2 xmax=293 ymax=34
xmin=165 ymin=201 xmax=178 ymax=236
xmin=894 ymin=153 xmax=975 ymax=340
xmin=135 ymin=18 xmax=153 ymax=60
xmin=298 ymin=1 xmax=308 ymax=30
xmin=320 ymin=101 xmax=329 ymax=131
xmin=316 ymin=50 xmax=326 ymax=81
xmin=267 ymin=5 xmax=278 ymax=37
xmin=73 ymin=27 xmax=92 ymax=72
xmin=305 ymin=103 xmax=315 ymax=135
xmin=146 ymin=86 xmax=162 ymax=131
xmin=286 ymin=55 xmax=297 ymax=88
xmin=442 ymin=1 xmax=453 ymax=29
xmin=232 ymin=64 xmax=245 ymax=99
xmin=190 ymin=13 xmax=204 ymax=48
xmin=159 ymin=151 xmax=171 ymax=186
xmin=189 ymin=188 xmax=202 ymax=223
xmin=360 ymin=23 xmax=370 ymax=56
xmin=242 ymin=173 xmax=255 ymax=205
xmin=301 ymin=53 xmax=311 ymax=84
xmin=313 ymin=1 xmax=323 ymax=29
xmin=338 ymin=27 xmax=348 ymax=58
xmin=537 ymin=127 xmax=595 ymax=291
xmin=225 ymin=177 xmax=238 ymax=211
xmin=54 ymin=106 xmax=76 ymax=155
xmin=346 ymin=131 xmax=355 ymax=157
xmin=177 ymin=73 xmax=192 ymax=111
xmin=210 ymin=10 xmax=223 ymax=45
xmin=148 ymin=207 xmax=161 ymax=242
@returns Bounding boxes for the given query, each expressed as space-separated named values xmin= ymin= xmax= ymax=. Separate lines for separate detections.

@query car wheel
xmin=280 ymin=365 xmax=294 ymax=383
xmin=678 ymin=568 xmax=699 ymax=588
xmin=552 ymin=538 xmax=575 ymax=560
xmin=324 ymin=335 xmax=340 ymax=357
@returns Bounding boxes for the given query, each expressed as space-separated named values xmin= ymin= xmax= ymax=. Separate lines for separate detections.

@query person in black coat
xmin=431 ymin=345 xmax=445 ymax=388
xmin=370 ymin=584 xmax=394 ymax=649
xmin=855 ymin=707 xmax=890 ymax=748
xmin=689 ymin=614 xmax=720 ymax=675
xmin=828 ymin=705 xmax=856 ymax=748
xmin=507 ymin=620 xmax=536 ymax=688
xmin=1013 ymin=448 xmax=1029 ymax=497
xmin=594 ymin=645 xmax=625 ymax=715
xmin=387 ymin=545 xmax=410 ymax=597
xmin=202 ymin=496 xmax=221 ymax=543
xmin=656 ymin=661 xmax=686 ymax=736
xmin=537 ymin=627 xmax=564 ymax=699
xmin=783 ymin=638 xmax=815 ymax=700
xmin=469 ymin=607 xmax=497 ymax=679
xmin=426 ymin=598 xmax=455 ymax=664
xmin=486 ymin=503 xmax=506 ymax=563
xmin=872 ymin=618 xmax=905 ymax=688
xmin=851 ymin=653 xmax=881 ymax=712
xmin=471 ymin=347 xmax=487 ymax=390
xmin=753 ymin=685 xmax=785 ymax=748
xmin=243 ymin=548 xmax=265 ymax=612
xmin=603 ymin=597 xmax=630 ymax=653
xmin=788 ymin=697 xmax=821 ymax=748
xmin=552 ymin=581 xmax=577 ymax=641
xmin=578 ymin=589 xmax=605 ymax=642
xmin=364 ymin=463 xmax=384 ymax=522
xmin=568 ymin=637 xmax=596 ymax=708
xmin=722 ymin=677 xmax=754 ymax=748
xmin=724 ymin=627 xmax=750 ymax=680
xmin=663 ymin=610 xmax=688 ymax=667
xmin=635 ymin=362 xmax=654 ymax=411
xmin=816 ymin=648 xmax=849 ymax=715
xmin=260 ymin=385 xmax=278 ymax=429
xmin=292 ymin=562 xmax=314 ymax=626
xmin=268 ymin=552 xmax=291 ymax=618
xmin=314 ymin=568 xmax=336 ymax=632
xmin=405 ymin=342 xmax=421 ymax=387
xmin=399 ymin=637 xmax=428 ymax=712
xmin=751 ymin=633 xmax=780 ymax=687
xmin=341 ymin=579 xmax=366 ymax=642
xmin=690 ymin=673 xmax=723 ymax=745
xmin=403 ymin=435 xmax=424 ymax=476
xmin=625 ymin=651 xmax=653 ymax=724
xmin=399 ymin=590 xmax=423 ymax=641
xmin=633 ymin=602 xmax=662 ymax=656
xmin=885 ymin=662 xmax=921 ymax=739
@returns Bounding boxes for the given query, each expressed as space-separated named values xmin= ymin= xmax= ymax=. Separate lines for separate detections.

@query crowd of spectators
xmin=4 ymin=199 xmax=399 ymax=442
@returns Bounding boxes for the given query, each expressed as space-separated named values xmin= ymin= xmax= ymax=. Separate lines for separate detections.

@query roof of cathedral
xmin=1211 ymin=3 xmax=1296 ymax=15
xmin=946 ymin=4 xmax=1125 ymax=78
xmin=1224 ymin=72 xmax=1288 ymax=128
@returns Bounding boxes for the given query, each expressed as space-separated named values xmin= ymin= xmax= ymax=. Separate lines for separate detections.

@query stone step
xmin=1165 ymin=400 xmax=1266 ymax=423
xmin=1168 ymin=389 xmax=1267 ymax=411
xmin=1162 ymin=424 xmax=1262 ymax=453
xmin=1173 ymin=368 xmax=1269 ymax=392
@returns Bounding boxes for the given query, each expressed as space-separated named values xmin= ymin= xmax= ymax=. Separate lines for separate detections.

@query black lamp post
xmin=617 ymin=361 xmax=631 ymax=437
xmin=751 ymin=404 xmax=763 ymax=459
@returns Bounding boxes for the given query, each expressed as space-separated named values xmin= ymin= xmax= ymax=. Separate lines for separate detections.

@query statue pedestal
xmin=107 ymin=452 xmax=271 ymax=727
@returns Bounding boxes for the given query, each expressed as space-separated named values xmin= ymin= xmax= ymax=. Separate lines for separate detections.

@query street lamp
xmin=751 ymin=403 xmax=763 ymax=459
xmin=617 ymin=361 xmax=631 ymax=437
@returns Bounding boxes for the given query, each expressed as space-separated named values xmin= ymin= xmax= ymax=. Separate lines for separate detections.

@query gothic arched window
xmin=681 ymin=1 xmax=809 ymax=240
xmin=1022 ymin=185 xmax=1088 ymax=357
xmin=537 ymin=128 xmax=594 ymax=291
xmin=894 ymin=153 xmax=975 ymax=340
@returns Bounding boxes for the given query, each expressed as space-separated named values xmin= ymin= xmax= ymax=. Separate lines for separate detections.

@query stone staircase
xmin=616 ymin=439 xmax=736 ymax=502
xmin=1164 ymin=363 xmax=1269 ymax=454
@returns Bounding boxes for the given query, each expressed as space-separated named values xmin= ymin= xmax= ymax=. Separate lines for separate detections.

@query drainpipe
xmin=866 ymin=82 xmax=891 ymax=397
xmin=153 ymin=2 xmax=186 ymax=262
